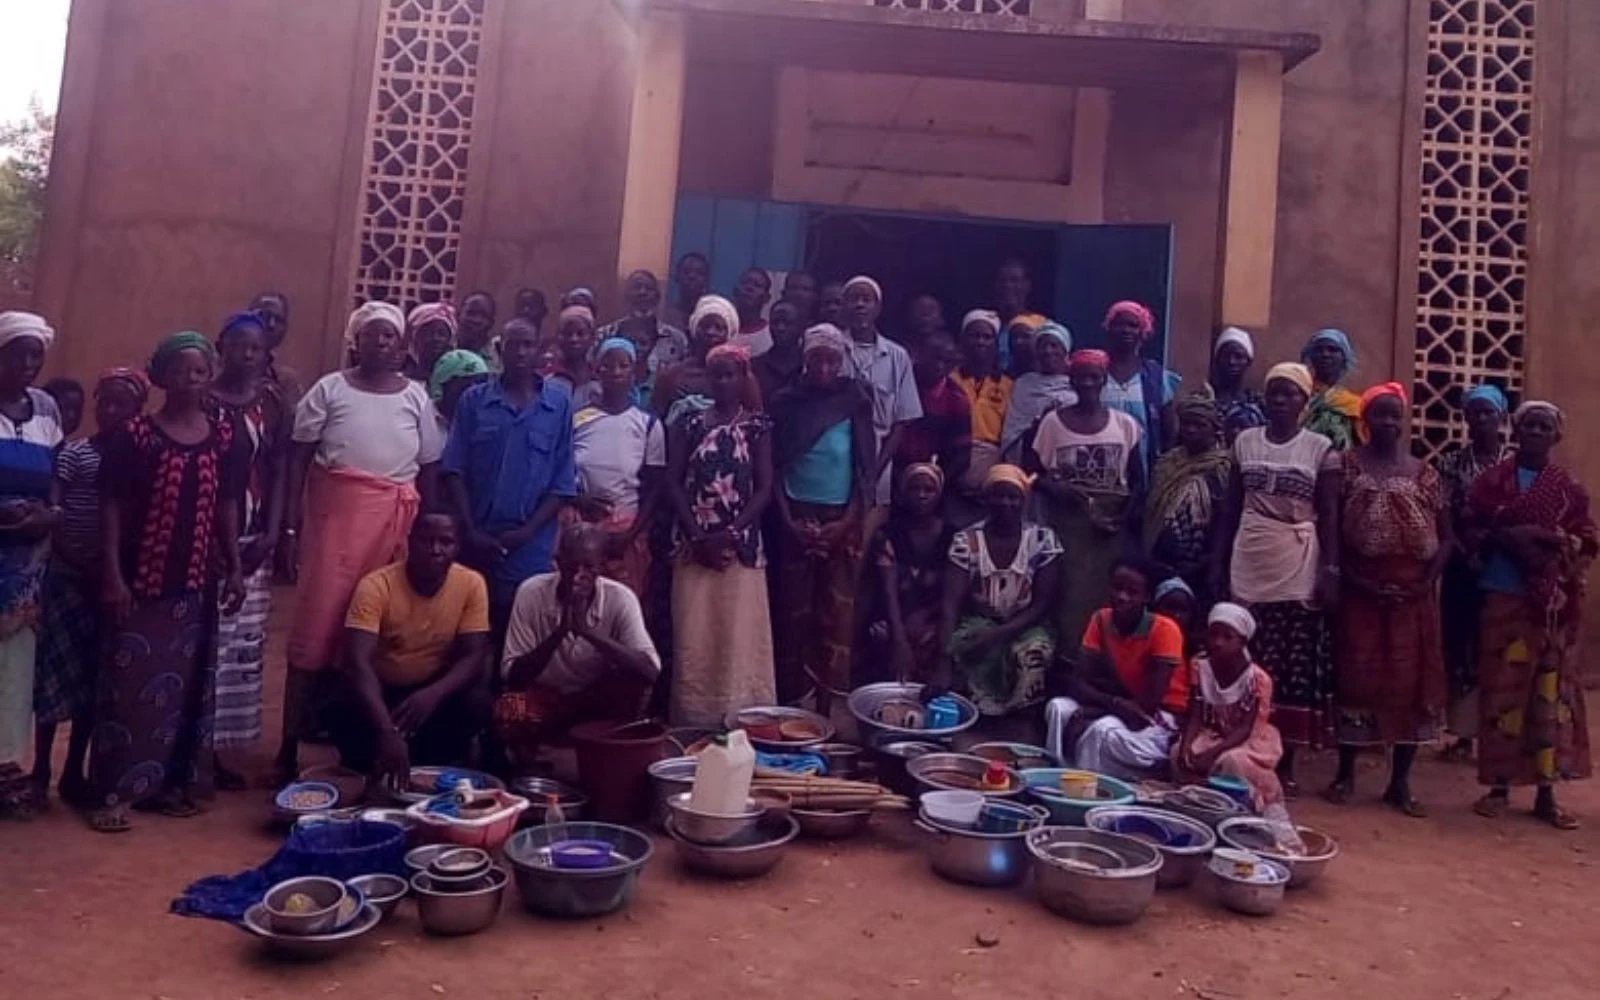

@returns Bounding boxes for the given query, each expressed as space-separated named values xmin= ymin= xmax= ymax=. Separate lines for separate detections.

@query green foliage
xmin=0 ymin=102 xmax=53 ymax=287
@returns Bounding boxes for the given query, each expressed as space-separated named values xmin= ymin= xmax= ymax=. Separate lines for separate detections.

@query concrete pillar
xmin=1217 ymin=50 xmax=1285 ymax=330
xmin=617 ymin=11 xmax=687 ymax=286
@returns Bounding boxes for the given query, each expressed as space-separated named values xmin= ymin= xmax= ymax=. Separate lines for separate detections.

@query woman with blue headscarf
xmin=1435 ymin=383 xmax=1511 ymax=758
xmin=1300 ymin=328 xmax=1363 ymax=450
xmin=567 ymin=337 xmax=665 ymax=597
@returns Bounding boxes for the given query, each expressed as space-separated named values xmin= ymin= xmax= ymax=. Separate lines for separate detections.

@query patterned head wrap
xmin=1214 ymin=326 xmax=1254 ymax=360
xmin=1008 ymin=313 xmax=1049 ymax=334
xmin=802 ymin=323 xmax=851 ymax=358
xmin=427 ymin=349 xmax=490 ymax=402
xmin=961 ymin=309 xmax=1001 ymax=335
xmin=1513 ymin=400 xmax=1564 ymax=432
xmin=1207 ymin=602 xmax=1257 ymax=641
xmin=1302 ymin=328 xmax=1356 ymax=379
xmin=1463 ymin=383 xmax=1509 ymax=414
xmin=1359 ymin=381 xmax=1408 ymax=417
xmin=218 ymin=310 xmax=267 ymax=342
xmin=842 ymin=275 xmax=883 ymax=301
xmin=689 ymin=294 xmax=740 ymax=339
xmin=1264 ymin=362 xmax=1314 ymax=397
xmin=900 ymin=461 xmax=945 ymax=493
xmin=559 ymin=304 xmax=596 ymax=328
xmin=1104 ymin=301 xmax=1155 ymax=337
xmin=983 ymin=463 xmax=1036 ymax=496
xmin=595 ymin=336 xmax=637 ymax=361
xmin=1069 ymin=348 xmax=1111 ymax=373
xmin=97 ymin=366 xmax=151 ymax=405
xmin=147 ymin=331 xmax=217 ymax=386
xmin=345 ymin=301 xmax=407 ymax=351
xmin=0 ymin=311 xmax=54 ymax=351
xmin=407 ymin=302 xmax=459 ymax=338
xmin=1034 ymin=322 xmax=1072 ymax=353
xmin=1175 ymin=391 xmax=1222 ymax=427
xmin=706 ymin=342 xmax=752 ymax=369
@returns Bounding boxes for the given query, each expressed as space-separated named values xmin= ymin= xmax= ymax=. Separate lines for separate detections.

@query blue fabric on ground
xmin=755 ymin=751 xmax=829 ymax=775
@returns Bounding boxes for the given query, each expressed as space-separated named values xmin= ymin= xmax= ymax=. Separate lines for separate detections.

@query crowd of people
xmin=0 ymin=252 xmax=1590 ymax=834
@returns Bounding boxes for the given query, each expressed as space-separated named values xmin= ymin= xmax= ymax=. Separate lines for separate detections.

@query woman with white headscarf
xmin=1203 ymin=327 xmax=1265 ymax=444
xmin=275 ymin=301 xmax=445 ymax=780
xmin=0 ymin=312 xmax=63 ymax=818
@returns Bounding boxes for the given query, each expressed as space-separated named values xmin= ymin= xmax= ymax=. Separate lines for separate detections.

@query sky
xmin=0 ymin=0 xmax=69 ymax=122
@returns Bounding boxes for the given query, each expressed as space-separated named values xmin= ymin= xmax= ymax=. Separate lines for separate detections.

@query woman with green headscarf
xmin=429 ymin=347 xmax=491 ymax=426
xmin=84 ymin=331 xmax=248 ymax=833
xmin=1144 ymin=393 xmax=1231 ymax=603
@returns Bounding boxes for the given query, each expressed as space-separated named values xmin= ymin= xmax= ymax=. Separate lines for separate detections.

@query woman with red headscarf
xmin=1324 ymin=383 xmax=1448 ymax=817
xmin=1099 ymin=301 xmax=1179 ymax=479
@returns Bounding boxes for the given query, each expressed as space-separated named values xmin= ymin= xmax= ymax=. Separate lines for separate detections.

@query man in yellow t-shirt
xmin=336 ymin=510 xmax=492 ymax=783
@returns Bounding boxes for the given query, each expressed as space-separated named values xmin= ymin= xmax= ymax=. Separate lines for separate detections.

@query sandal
xmin=86 ymin=805 xmax=132 ymax=834
xmin=1533 ymin=802 xmax=1580 ymax=831
xmin=1382 ymin=787 xmax=1428 ymax=819
xmin=1321 ymin=779 xmax=1355 ymax=805
xmin=1473 ymin=792 xmax=1510 ymax=819
xmin=136 ymin=791 xmax=200 ymax=819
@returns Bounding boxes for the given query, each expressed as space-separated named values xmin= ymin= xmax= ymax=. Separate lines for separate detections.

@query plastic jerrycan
xmin=689 ymin=730 xmax=756 ymax=815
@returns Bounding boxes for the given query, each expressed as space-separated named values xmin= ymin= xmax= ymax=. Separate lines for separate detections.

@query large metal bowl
xmin=908 ymin=753 xmax=1023 ymax=798
xmin=1085 ymin=805 xmax=1216 ymax=888
xmin=262 ymin=876 xmax=347 ymax=936
xmin=869 ymin=737 xmax=945 ymax=797
xmin=664 ymin=792 xmax=766 ymax=845
xmin=725 ymin=705 xmax=835 ymax=751
xmin=967 ymin=742 xmax=1059 ymax=771
xmin=346 ymin=873 xmax=408 ymax=920
xmin=240 ymin=902 xmax=382 ymax=960
xmin=1026 ymin=827 xmax=1163 ymax=925
xmin=849 ymin=683 xmax=978 ymax=744
xmin=1143 ymin=785 xmax=1248 ymax=830
xmin=914 ymin=808 xmax=1041 ymax=887
xmin=667 ymin=813 xmax=800 ymax=878
xmin=646 ymin=756 xmax=697 ymax=829
xmin=792 ymin=807 xmax=872 ymax=839
xmin=1216 ymin=818 xmax=1338 ymax=889
xmin=511 ymin=777 xmax=590 ymax=826
xmin=411 ymin=867 xmax=508 ymax=935
xmin=1209 ymin=857 xmax=1290 ymax=916
xmin=503 ymin=822 xmax=654 ymax=919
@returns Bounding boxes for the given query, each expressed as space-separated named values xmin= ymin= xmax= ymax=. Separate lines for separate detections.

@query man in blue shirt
xmin=443 ymin=318 xmax=577 ymax=636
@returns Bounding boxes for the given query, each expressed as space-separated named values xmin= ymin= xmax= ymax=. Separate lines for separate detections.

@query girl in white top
xmin=278 ymin=301 xmax=443 ymax=779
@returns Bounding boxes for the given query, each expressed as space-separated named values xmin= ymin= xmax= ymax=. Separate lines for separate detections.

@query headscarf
xmin=1207 ymin=602 xmax=1257 ymax=641
xmin=559 ymin=304 xmax=596 ymax=328
xmin=1264 ymin=362 xmax=1313 ymax=397
xmin=147 ymin=331 xmax=217 ymax=385
xmin=1176 ymin=391 xmax=1223 ymax=430
xmin=802 ymin=323 xmax=850 ymax=358
xmin=1104 ymin=301 xmax=1155 ymax=338
xmin=1358 ymin=381 xmax=1407 ymax=417
xmin=961 ymin=309 xmax=1001 ymax=335
xmin=983 ymin=462 xmax=1035 ymax=496
xmin=1214 ymin=326 xmax=1254 ymax=360
xmin=1464 ymin=383 xmax=1509 ymax=414
xmin=1008 ymin=313 xmax=1048 ymax=333
xmin=706 ymin=342 xmax=752 ymax=369
xmin=97 ymin=366 xmax=151 ymax=406
xmin=1034 ymin=322 xmax=1072 ymax=353
xmin=562 ymin=287 xmax=598 ymax=310
xmin=1513 ymin=400 xmax=1564 ymax=432
xmin=1302 ymin=328 xmax=1356 ymax=380
xmin=218 ymin=310 xmax=267 ymax=342
xmin=1153 ymin=577 xmax=1195 ymax=605
xmin=689 ymin=294 xmax=739 ymax=340
xmin=1144 ymin=392 xmax=1230 ymax=551
xmin=407 ymin=302 xmax=458 ymax=338
xmin=842 ymin=275 xmax=882 ymax=301
xmin=344 ymin=301 xmax=406 ymax=352
xmin=900 ymin=462 xmax=945 ymax=493
xmin=0 ymin=311 xmax=54 ymax=351
xmin=595 ymin=336 xmax=637 ymax=361
xmin=1069 ymin=348 xmax=1111 ymax=372
xmin=427 ymin=348 xmax=490 ymax=401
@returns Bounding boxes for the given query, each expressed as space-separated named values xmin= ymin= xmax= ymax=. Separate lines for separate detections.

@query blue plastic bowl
xmin=1018 ymin=769 xmax=1137 ymax=826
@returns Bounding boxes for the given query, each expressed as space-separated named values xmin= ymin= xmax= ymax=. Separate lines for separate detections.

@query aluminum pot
xmin=914 ymin=807 xmax=1042 ymax=887
xmin=511 ymin=777 xmax=590 ymax=827
xmin=848 ymin=682 xmax=978 ymax=745
xmin=869 ymin=736 xmax=944 ymax=798
xmin=411 ymin=867 xmax=508 ymax=935
xmin=1208 ymin=858 xmax=1290 ymax=916
xmin=908 ymin=753 xmax=1023 ymax=798
xmin=1026 ymin=827 xmax=1163 ymax=925
xmin=503 ymin=822 xmax=654 ymax=919
xmin=667 ymin=814 xmax=799 ymax=879
xmin=793 ymin=807 xmax=872 ymax=839
xmin=1216 ymin=818 xmax=1338 ymax=889
xmin=663 ymin=792 xmax=765 ymax=846
xmin=646 ymin=756 xmax=697 ymax=829
xmin=1085 ymin=805 xmax=1216 ymax=888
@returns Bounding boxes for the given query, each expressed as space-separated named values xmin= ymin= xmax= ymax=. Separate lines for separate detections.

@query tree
xmin=0 ymin=102 xmax=54 ymax=293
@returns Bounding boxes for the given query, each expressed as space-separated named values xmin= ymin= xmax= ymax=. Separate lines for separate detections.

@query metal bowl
xmin=346 ymin=874 xmax=407 ymax=919
xmin=646 ymin=756 xmax=697 ymax=829
xmin=667 ymin=813 xmax=800 ymax=878
xmin=1209 ymin=857 xmax=1290 ymax=916
xmin=241 ymin=902 xmax=381 ymax=960
xmin=807 ymin=742 xmax=863 ymax=778
xmin=966 ymin=742 xmax=1059 ymax=771
xmin=914 ymin=808 xmax=1041 ymax=887
xmin=411 ymin=867 xmax=508 ymax=935
xmin=664 ymin=792 xmax=766 ymax=845
xmin=907 ymin=753 xmax=1023 ymax=798
xmin=1144 ymin=785 xmax=1248 ymax=830
xmin=1026 ymin=827 xmax=1163 ymax=925
xmin=503 ymin=822 xmax=654 ymax=919
xmin=1085 ymin=805 xmax=1217 ymax=888
xmin=272 ymin=781 xmax=341 ymax=825
xmin=792 ymin=807 xmax=872 ymax=839
xmin=511 ymin=777 xmax=590 ymax=826
xmin=725 ymin=705 xmax=835 ymax=751
xmin=262 ymin=876 xmax=348 ymax=936
xmin=388 ymin=766 xmax=506 ymax=805
xmin=870 ymin=737 xmax=945 ymax=797
xmin=849 ymin=683 xmax=978 ymax=744
xmin=403 ymin=844 xmax=458 ymax=881
xmin=1216 ymin=818 xmax=1339 ymax=889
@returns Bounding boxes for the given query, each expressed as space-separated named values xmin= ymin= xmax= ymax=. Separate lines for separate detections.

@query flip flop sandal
xmin=1473 ymin=793 xmax=1510 ymax=819
xmin=1382 ymin=788 xmax=1428 ymax=818
xmin=1533 ymin=804 xmax=1580 ymax=831
xmin=86 ymin=806 xmax=132 ymax=834
xmin=1321 ymin=780 xmax=1355 ymax=805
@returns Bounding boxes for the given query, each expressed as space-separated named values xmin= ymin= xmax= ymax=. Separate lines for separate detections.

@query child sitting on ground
xmin=1172 ymin=602 xmax=1286 ymax=814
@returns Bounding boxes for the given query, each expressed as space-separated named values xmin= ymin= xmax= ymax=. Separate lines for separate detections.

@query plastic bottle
xmin=689 ymin=730 xmax=756 ymax=815
xmin=978 ymin=760 xmax=1009 ymax=793
xmin=543 ymin=793 xmax=565 ymax=826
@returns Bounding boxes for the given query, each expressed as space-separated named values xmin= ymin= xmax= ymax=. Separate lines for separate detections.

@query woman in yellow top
xmin=952 ymin=309 xmax=1013 ymax=495
xmin=1300 ymin=328 xmax=1363 ymax=450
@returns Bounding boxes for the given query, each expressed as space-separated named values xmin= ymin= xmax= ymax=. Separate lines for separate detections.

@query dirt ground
xmin=4 ymin=596 xmax=1600 ymax=1000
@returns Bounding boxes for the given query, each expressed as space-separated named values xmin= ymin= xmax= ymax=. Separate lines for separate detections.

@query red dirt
xmin=4 ymin=602 xmax=1600 ymax=999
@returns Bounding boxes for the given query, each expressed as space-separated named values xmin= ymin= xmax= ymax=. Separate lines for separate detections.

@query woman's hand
xmin=103 ymin=574 xmax=134 ymax=627
xmin=221 ymin=571 xmax=247 ymax=616
xmin=891 ymin=639 xmax=916 ymax=683
xmin=276 ymin=533 xmax=300 ymax=583
xmin=240 ymin=535 xmax=275 ymax=577
xmin=469 ymin=530 xmax=508 ymax=564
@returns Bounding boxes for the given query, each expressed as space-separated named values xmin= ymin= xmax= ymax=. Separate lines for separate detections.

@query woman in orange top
xmin=1044 ymin=556 xmax=1187 ymax=778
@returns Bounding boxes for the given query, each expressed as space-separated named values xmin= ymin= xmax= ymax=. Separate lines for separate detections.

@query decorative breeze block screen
xmin=868 ymin=0 xmax=1032 ymax=13
xmin=1411 ymin=0 xmax=1534 ymax=459
xmin=351 ymin=0 xmax=486 ymax=309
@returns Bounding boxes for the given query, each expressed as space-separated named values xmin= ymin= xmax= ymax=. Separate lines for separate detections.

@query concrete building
xmin=33 ymin=0 xmax=1597 ymax=475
